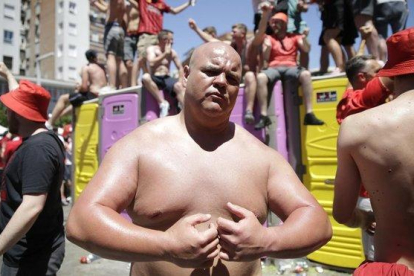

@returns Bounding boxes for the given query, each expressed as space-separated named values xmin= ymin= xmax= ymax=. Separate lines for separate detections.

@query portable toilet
xmin=98 ymin=87 xmax=140 ymax=163
xmin=298 ymin=75 xmax=365 ymax=268
xmin=139 ymin=87 xmax=179 ymax=123
xmin=72 ymin=99 xmax=99 ymax=201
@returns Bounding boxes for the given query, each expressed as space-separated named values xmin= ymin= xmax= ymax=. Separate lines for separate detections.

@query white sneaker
xmin=45 ymin=121 xmax=53 ymax=130
xmin=159 ymin=101 xmax=170 ymax=118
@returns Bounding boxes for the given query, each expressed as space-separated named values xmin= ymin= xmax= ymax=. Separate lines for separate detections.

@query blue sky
xmin=164 ymin=0 xmax=414 ymax=70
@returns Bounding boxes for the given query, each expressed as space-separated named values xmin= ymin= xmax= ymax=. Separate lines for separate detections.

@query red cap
xmin=0 ymin=80 xmax=51 ymax=122
xmin=270 ymin=12 xmax=288 ymax=24
xmin=377 ymin=27 xmax=414 ymax=77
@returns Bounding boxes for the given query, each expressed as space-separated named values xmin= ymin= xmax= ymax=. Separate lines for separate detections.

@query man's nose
xmin=213 ymin=73 xmax=226 ymax=87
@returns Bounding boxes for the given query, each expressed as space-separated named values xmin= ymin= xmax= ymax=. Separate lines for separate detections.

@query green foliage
xmin=55 ymin=115 xmax=72 ymax=127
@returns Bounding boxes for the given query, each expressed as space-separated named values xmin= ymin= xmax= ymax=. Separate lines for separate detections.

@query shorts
xmin=69 ymin=91 xmax=97 ymax=107
xmin=253 ymin=13 xmax=274 ymax=35
xmin=354 ymin=261 xmax=414 ymax=276
xmin=322 ymin=0 xmax=345 ymax=30
xmin=137 ymin=33 xmax=158 ymax=58
xmin=351 ymin=0 xmax=374 ymax=16
xmin=357 ymin=197 xmax=375 ymax=261
xmin=1 ymin=241 xmax=65 ymax=276
xmin=262 ymin=66 xmax=304 ymax=91
xmin=64 ymin=164 xmax=72 ymax=181
xmin=151 ymin=75 xmax=178 ymax=97
xmin=104 ymin=22 xmax=125 ymax=58
xmin=124 ymin=34 xmax=139 ymax=61
xmin=374 ymin=1 xmax=408 ymax=39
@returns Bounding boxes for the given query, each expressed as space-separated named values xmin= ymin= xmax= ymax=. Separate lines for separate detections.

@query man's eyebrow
xmin=200 ymin=64 xmax=221 ymax=70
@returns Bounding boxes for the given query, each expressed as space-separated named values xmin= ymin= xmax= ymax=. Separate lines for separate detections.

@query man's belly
xmin=131 ymin=259 xmax=262 ymax=276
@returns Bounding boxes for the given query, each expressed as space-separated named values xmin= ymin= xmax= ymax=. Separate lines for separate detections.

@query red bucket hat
xmin=377 ymin=27 xmax=414 ymax=77
xmin=0 ymin=80 xmax=51 ymax=122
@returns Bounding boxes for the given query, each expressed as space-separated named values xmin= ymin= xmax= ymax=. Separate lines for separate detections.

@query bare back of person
xmin=148 ymin=45 xmax=173 ymax=76
xmin=125 ymin=0 xmax=139 ymax=34
xmin=107 ymin=0 xmax=125 ymax=24
xmin=86 ymin=63 xmax=107 ymax=96
xmin=343 ymin=91 xmax=414 ymax=270
xmin=126 ymin=116 xmax=271 ymax=276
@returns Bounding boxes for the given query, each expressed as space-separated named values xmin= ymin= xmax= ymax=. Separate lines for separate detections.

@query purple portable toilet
xmin=99 ymin=88 xmax=140 ymax=163
xmin=229 ymin=85 xmax=266 ymax=142
xmin=139 ymin=87 xmax=179 ymax=123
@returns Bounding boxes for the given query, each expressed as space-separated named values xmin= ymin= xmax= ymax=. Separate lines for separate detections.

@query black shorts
xmin=151 ymin=75 xmax=178 ymax=97
xmin=322 ymin=0 xmax=345 ymax=30
xmin=69 ymin=91 xmax=97 ymax=107
xmin=351 ymin=0 xmax=374 ymax=16
xmin=253 ymin=13 xmax=274 ymax=35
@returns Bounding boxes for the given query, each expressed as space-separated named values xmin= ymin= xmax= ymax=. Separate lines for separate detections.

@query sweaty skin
xmin=81 ymin=63 xmax=107 ymax=96
xmin=334 ymin=77 xmax=414 ymax=271
xmin=124 ymin=0 xmax=139 ymax=34
xmin=107 ymin=0 xmax=125 ymax=26
xmin=67 ymin=42 xmax=331 ymax=276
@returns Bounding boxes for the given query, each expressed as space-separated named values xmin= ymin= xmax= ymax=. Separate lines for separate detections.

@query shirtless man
xmin=141 ymin=30 xmax=185 ymax=117
xmin=47 ymin=50 xmax=107 ymax=128
xmin=188 ymin=18 xmax=263 ymax=125
xmin=123 ymin=0 xmax=140 ymax=87
xmin=66 ymin=42 xmax=332 ymax=276
xmin=334 ymin=28 xmax=414 ymax=275
xmin=92 ymin=0 xmax=127 ymax=89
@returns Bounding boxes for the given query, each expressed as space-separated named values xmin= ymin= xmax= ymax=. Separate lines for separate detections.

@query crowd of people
xmin=0 ymin=0 xmax=412 ymax=275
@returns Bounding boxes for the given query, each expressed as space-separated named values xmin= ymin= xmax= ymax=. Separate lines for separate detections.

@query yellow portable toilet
xmin=72 ymin=99 xmax=99 ymax=201
xmin=299 ymin=76 xmax=365 ymax=268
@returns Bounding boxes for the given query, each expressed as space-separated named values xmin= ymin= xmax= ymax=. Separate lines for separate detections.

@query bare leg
xmin=60 ymin=105 xmax=73 ymax=118
xmin=118 ymin=57 xmax=128 ymax=89
xmin=299 ymin=50 xmax=309 ymax=70
xmin=173 ymin=81 xmax=185 ymax=107
xmin=49 ymin=94 xmax=70 ymax=126
xmin=299 ymin=70 xmax=324 ymax=125
xmin=125 ymin=59 xmax=134 ymax=87
xmin=107 ymin=54 xmax=117 ymax=88
xmin=354 ymin=15 xmax=379 ymax=59
xmin=142 ymin=73 xmax=165 ymax=104
xmin=320 ymin=46 xmax=330 ymax=73
xmin=131 ymin=58 xmax=140 ymax=87
xmin=323 ymin=28 xmax=344 ymax=71
xmin=244 ymin=72 xmax=257 ymax=124
xmin=344 ymin=45 xmax=356 ymax=61
xmin=378 ymin=37 xmax=387 ymax=62
xmin=256 ymin=73 xmax=269 ymax=116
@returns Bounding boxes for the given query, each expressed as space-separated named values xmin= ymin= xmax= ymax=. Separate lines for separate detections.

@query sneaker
xmin=304 ymin=112 xmax=324 ymax=125
xmin=254 ymin=115 xmax=272 ymax=130
xmin=329 ymin=67 xmax=342 ymax=76
xmin=159 ymin=101 xmax=170 ymax=118
xmin=244 ymin=111 xmax=255 ymax=125
xmin=45 ymin=121 xmax=53 ymax=131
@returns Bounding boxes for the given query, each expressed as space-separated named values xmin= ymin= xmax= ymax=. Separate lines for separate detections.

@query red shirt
xmin=138 ymin=0 xmax=171 ymax=35
xmin=3 ymin=137 xmax=22 ymax=165
xmin=267 ymin=34 xmax=301 ymax=68
xmin=336 ymin=77 xmax=391 ymax=124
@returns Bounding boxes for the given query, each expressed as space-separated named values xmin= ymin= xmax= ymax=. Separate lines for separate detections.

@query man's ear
xmin=182 ymin=65 xmax=190 ymax=88
xmin=357 ymin=72 xmax=366 ymax=83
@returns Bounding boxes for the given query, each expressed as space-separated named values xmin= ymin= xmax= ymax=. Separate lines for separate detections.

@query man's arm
xmin=172 ymin=50 xmax=184 ymax=79
xmin=0 ymin=62 xmax=18 ymax=91
xmin=0 ymin=194 xmax=47 ymax=255
xmin=66 ymin=129 xmax=219 ymax=267
xmin=79 ymin=66 xmax=89 ymax=93
xmin=297 ymin=29 xmax=311 ymax=53
xmin=90 ymin=0 xmax=108 ymax=12
xmin=333 ymin=118 xmax=367 ymax=227
xmin=217 ymin=150 xmax=332 ymax=261
xmin=251 ymin=3 xmax=272 ymax=47
xmin=169 ymin=0 xmax=193 ymax=15
xmin=147 ymin=45 xmax=171 ymax=69
xmin=188 ymin=19 xmax=219 ymax=43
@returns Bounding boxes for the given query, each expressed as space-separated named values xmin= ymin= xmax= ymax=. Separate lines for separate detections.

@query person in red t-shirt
xmin=136 ymin=0 xmax=195 ymax=74
xmin=254 ymin=10 xmax=324 ymax=129
xmin=336 ymin=54 xmax=393 ymax=261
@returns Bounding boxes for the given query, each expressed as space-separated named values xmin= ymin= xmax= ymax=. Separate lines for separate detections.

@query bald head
xmin=189 ymin=42 xmax=242 ymax=72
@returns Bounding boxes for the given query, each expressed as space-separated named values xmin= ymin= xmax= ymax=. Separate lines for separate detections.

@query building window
xmin=68 ymin=45 xmax=77 ymax=57
xmin=69 ymin=2 xmax=77 ymax=14
xmin=58 ymin=22 xmax=63 ymax=35
xmin=68 ymin=23 xmax=77 ymax=36
xmin=57 ymin=66 xmax=63 ymax=79
xmin=57 ymin=44 xmax=63 ymax=57
xmin=58 ymin=1 xmax=64 ymax=13
xmin=3 ymin=30 xmax=13 ymax=44
xmin=4 ymin=4 xmax=15 ymax=19
xmin=3 ymin=56 xmax=13 ymax=71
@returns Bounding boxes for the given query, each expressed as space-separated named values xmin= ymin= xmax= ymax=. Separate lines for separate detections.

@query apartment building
xmin=0 ymin=1 xmax=22 ymax=75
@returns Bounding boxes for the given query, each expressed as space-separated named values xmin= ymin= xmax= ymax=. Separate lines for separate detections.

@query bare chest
xmin=129 ymin=149 xmax=268 ymax=229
